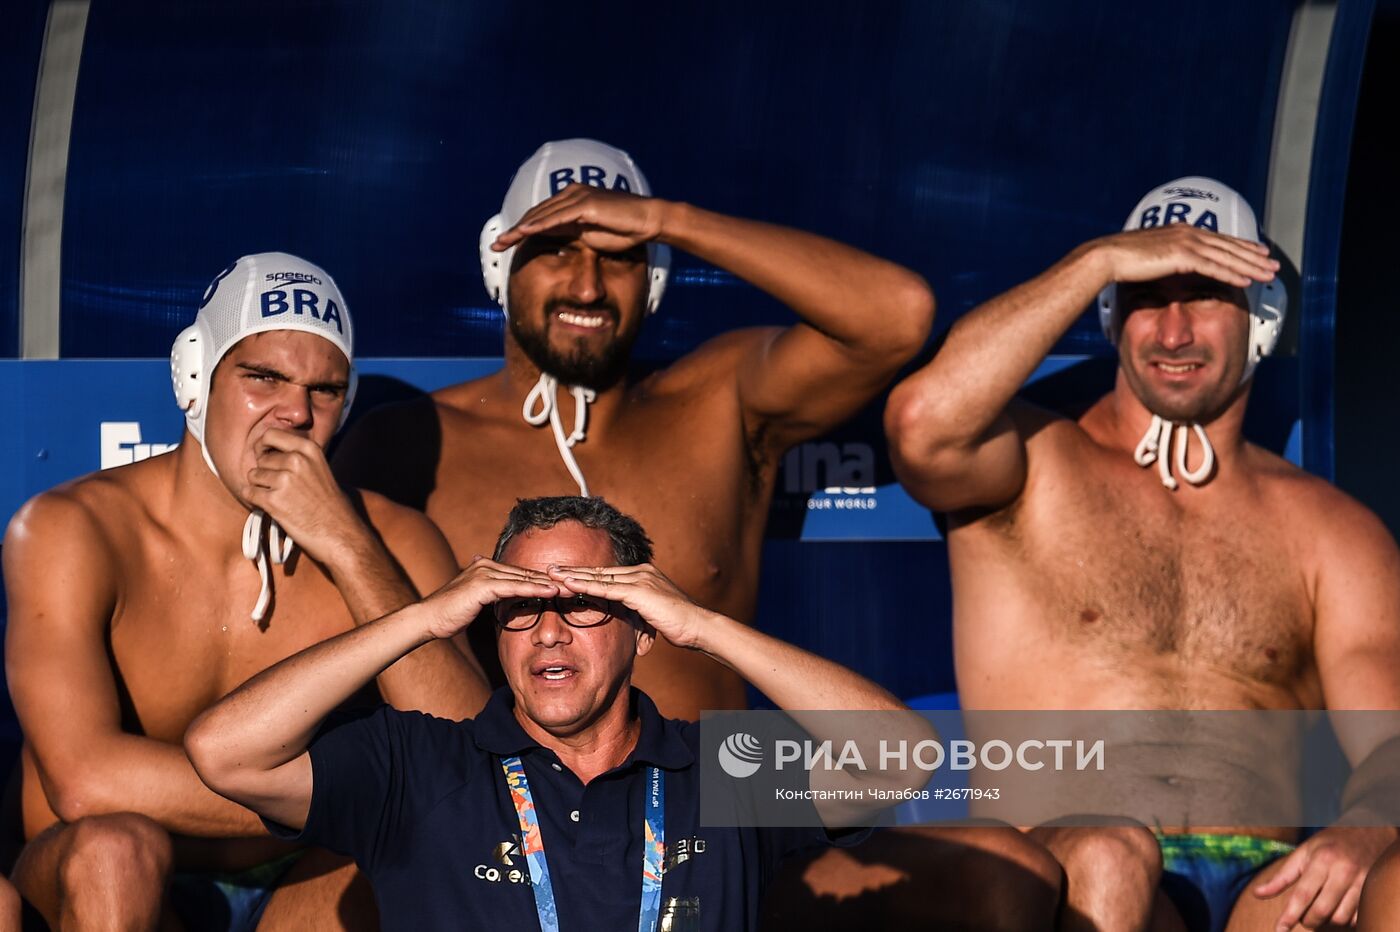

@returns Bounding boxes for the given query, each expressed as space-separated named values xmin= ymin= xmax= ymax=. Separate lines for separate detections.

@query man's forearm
xmin=320 ymin=527 xmax=418 ymax=625
xmin=657 ymin=201 xmax=930 ymax=356
xmin=188 ymin=604 xmax=436 ymax=776
xmin=889 ymin=243 xmax=1108 ymax=451
xmin=690 ymin=613 xmax=932 ymax=823
xmin=692 ymin=612 xmax=903 ymax=713
xmin=322 ymin=533 xmax=490 ymax=718
xmin=41 ymin=734 xmax=268 ymax=837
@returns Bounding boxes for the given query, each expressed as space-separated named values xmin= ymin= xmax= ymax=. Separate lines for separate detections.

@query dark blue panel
xmin=754 ymin=540 xmax=957 ymax=705
xmin=0 ymin=0 xmax=48 ymax=358
xmin=61 ymin=0 xmax=1295 ymax=359
xmin=1336 ymin=3 xmax=1400 ymax=536
xmin=1302 ymin=0 xmax=1375 ymax=481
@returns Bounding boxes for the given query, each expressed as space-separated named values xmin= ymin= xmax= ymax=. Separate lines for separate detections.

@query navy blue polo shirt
xmin=267 ymin=687 xmax=858 ymax=931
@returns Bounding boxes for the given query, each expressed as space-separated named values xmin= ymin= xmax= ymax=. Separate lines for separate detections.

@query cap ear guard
xmin=170 ymin=321 xmax=209 ymax=426
xmin=1242 ymin=277 xmax=1287 ymax=380
xmin=480 ymin=213 xmax=509 ymax=310
xmin=646 ymin=243 xmax=671 ymax=314
xmin=1250 ymin=278 xmax=1287 ymax=360
xmin=1097 ymin=283 xmax=1118 ymax=343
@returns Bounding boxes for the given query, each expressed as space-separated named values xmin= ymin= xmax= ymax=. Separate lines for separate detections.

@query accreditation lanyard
xmin=500 ymin=755 xmax=666 ymax=932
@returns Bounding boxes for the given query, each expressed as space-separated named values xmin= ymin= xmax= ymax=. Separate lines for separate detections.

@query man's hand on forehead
xmin=243 ymin=428 xmax=365 ymax=562
xmin=546 ymin=562 xmax=710 ymax=651
xmin=1096 ymin=223 xmax=1279 ymax=289
xmin=421 ymin=555 xmax=559 ymax=640
xmin=492 ymin=183 xmax=666 ymax=256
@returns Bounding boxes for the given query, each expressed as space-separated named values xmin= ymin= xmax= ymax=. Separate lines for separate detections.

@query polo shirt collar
xmin=472 ymin=686 xmax=694 ymax=770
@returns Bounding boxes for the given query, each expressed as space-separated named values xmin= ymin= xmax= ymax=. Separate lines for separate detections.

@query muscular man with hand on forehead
xmin=334 ymin=138 xmax=936 ymax=720
xmin=887 ymin=178 xmax=1400 ymax=931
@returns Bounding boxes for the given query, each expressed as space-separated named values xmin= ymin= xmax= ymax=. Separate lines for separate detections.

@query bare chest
xmin=110 ymin=545 xmax=355 ymax=742
xmin=426 ymin=409 xmax=767 ymax=618
xmin=974 ymin=469 xmax=1315 ymax=693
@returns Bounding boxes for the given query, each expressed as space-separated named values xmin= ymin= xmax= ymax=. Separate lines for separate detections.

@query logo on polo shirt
xmin=717 ymin=732 xmax=763 ymax=778
xmin=492 ymin=836 xmax=522 ymax=866
xmin=663 ymin=836 xmax=708 ymax=872
xmin=474 ymin=835 xmax=529 ymax=884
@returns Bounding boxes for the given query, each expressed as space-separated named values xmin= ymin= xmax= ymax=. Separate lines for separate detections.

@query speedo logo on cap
xmin=259 ymin=286 xmax=345 ymax=333
xmin=1162 ymin=185 xmax=1221 ymax=202
xmin=265 ymin=271 xmax=323 ymax=286
xmin=548 ymin=165 xmax=635 ymax=196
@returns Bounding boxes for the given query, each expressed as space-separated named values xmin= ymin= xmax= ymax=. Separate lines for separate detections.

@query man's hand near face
xmin=492 ymin=184 xmax=667 ymax=255
xmin=544 ymin=562 xmax=709 ymax=650
xmin=243 ymin=428 xmax=371 ymax=566
xmin=1089 ymin=224 xmax=1278 ymax=291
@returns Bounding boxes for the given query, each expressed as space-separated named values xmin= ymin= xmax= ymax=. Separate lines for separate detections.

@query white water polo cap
xmin=1096 ymin=176 xmax=1287 ymax=383
xmin=479 ymin=138 xmax=671 ymax=317
xmin=170 ymin=253 xmax=357 ymax=623
xmin=171 ymin=251 xmax=357 ymax=475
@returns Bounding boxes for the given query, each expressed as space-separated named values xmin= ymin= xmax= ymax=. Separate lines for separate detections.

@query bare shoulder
xmin=0 ymin=462 xmax=160 ymax=619
xmin=633 ymin=327 xmax=779 ymax=399
xmin=1010 ymin=399 xmax=1090 ymax=477
xmin=355 ymin=488 xmax=446 ymax=546
xmin=431 ymin=373 xmax=502 ymax=420
xmin=4 ymin=460 xmax=155 ymax=557
xmin=1012 ymin=399 xmax=1077 ymax=444
xmin=351 ymin=487 xmax=458 ymax=592
xmin=1251 ymin=446 xmax=1398 ymax=564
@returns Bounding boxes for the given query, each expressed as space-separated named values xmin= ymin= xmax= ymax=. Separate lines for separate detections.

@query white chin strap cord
xmin=198 ymin=438 xmax=294 ymax=624
xmin=241 ymin=510 xmax=294 ymax=623
xmin=1134 ymin=414 xmax=1215 ymax=491
xmin=523 ymin=372 xmax=597 ymax=497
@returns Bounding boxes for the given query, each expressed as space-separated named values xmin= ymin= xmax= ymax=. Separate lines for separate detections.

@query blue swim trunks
xmin=1156 ymin=833 xmax=1295 ymax=932
xmin=169 ymin=849 xmax=305 ymax=932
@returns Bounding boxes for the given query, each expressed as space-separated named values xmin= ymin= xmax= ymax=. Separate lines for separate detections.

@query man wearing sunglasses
xmin=183 ymin=496 xmax=927 ymax=930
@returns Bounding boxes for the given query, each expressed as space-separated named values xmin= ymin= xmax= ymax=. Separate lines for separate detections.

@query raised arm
xmin=884 ymin=226 xmax=1278 ymax=512
xmin=4 ymin=492 xmax=266 ymax=836
xmin=243 ymin=429 xmax=490 ymax=717
xmin=545 ymin=562 xmax=931 ymax=824
xmin=541 ymin=562 xmax=903 ymax=714
xmin=493 ymin=183 xmax=936 ymax=453
xmin=185 ymin=559 xmax=559 ymax=830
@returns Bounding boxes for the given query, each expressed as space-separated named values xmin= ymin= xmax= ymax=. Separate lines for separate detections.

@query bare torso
xmin=340 ymin=338 xmax=782 ymax=718
xmin=18 ymin=454 xmax=381 ymax=869
xmin=949 ymin=404 xmax=1338 ymax=835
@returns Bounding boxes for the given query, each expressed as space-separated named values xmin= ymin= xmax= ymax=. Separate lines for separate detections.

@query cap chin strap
xmin=1133 ymin=414 xmax=1215 ymax=491
xmin=194 ymin=428 xmax=295 ymax=624
xmin=522 ymin=372 xmax=597 ymax=497
xmin=241 ymin=511 xmax=294 ymax=623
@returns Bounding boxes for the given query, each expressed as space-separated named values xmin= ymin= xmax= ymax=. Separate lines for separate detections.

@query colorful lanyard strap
xmin=501 ymin=755 xmax=666 ymax=932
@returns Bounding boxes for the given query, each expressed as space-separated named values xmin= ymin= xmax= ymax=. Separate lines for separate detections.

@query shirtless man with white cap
xmin=885 ymin=177 xmax=1400 ymax=930
xmin=335 ymin=138 xmax=937 ymax=720
xmin=3 ymin=253 xmax=488 ymax=929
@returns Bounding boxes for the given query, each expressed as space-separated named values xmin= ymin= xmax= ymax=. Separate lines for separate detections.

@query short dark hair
xmin=493 ymin=496 xmax=653 ymax=566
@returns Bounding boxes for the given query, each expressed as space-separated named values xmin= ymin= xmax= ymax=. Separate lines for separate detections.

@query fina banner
xmin=699 ymin=709 xmax=1400 ymax=829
